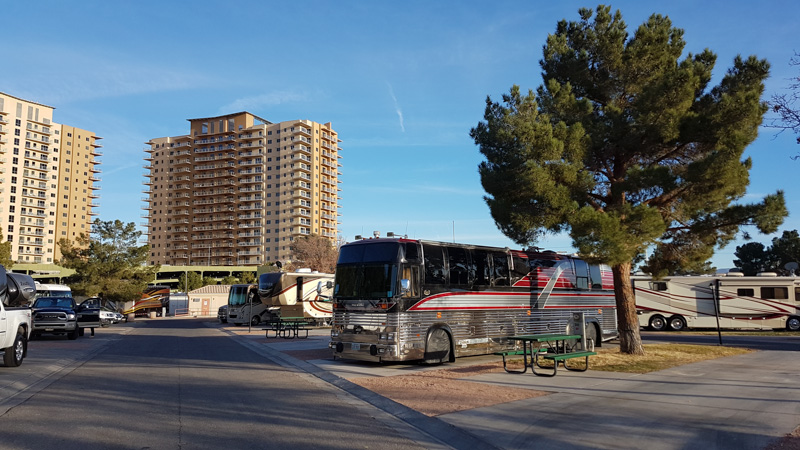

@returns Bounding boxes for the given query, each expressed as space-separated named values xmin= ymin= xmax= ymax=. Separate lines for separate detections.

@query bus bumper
xmin=329 ymin=340 xmax=400 ymax=362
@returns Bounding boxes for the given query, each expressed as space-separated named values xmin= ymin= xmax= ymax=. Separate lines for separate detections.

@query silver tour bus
xmin=329 ymin=237 xmax=618 ymax=363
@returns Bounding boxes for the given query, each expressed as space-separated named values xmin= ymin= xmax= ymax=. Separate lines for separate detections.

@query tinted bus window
xmin=589 ymin=265 xmax=603 ymax=289
xmin=423 ymin=244 xmax=446 ymax=285
xmin=574 ymin=259 xmax=589 ymax=290
xmin=491 ymin=252 xmax=509 ymax=286
xmin=339 ymin=243 xmax=400 ymax=264
xmin=472 ymin=249 xmax=490 ymax=286
xmin=510 ymin=254 xmax=529 ymax=285
xmin=448 ymin=247 xmax=469 ymax=286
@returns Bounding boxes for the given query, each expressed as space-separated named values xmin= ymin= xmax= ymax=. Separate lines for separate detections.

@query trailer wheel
xmin=3 ymin=329 xmax=26 ymax=367
xmin=787 ymin=317 xmax=800 ymax=332
xmin=424 ymin=328 xmax=451 ymax=365
xmin=648 ymin=315 xmax=667 ymax=331
xmin=668 ymin=315 xmax=686 ymax=331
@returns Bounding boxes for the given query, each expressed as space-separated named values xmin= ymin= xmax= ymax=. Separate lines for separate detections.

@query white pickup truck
xmin=1 ymin=264 xmax=36 ymax=367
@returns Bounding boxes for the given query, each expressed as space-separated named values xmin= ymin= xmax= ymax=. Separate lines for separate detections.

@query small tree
xmin=220 ymin=275 xmax=238 ymax=285
xmin=178 ymin=272 xmax=204 ymax=292
xmin=239 ymin=272 xmax=256 ymax=284
xmin=0 ymin=231 xmax=12 ymax=269
xmin=290 ymin=234 xmax=338 ymax=273
xmin=733 ymin=242 xmax=770 ymax=275
xmin=58 ymin=219 xmax=158 ymax=303
xmin=471 ymin=6 xmax=786 ymax=354
xmin=735 ymin=230 xmax=800 ymax=275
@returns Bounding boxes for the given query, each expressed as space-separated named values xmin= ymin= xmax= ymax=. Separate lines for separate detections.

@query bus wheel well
xmin=424 ymin=325 xmax=454 ymax=364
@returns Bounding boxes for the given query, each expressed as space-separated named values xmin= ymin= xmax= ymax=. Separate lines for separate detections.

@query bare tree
xmin=770 ymin=52 xmax=800 ymax=146
xmin=290 ymin=235 xmax=338 ymax=273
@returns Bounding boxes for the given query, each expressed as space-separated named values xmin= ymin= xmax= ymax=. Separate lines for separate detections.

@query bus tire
xmin=787 ymin=316 xmax=800 ymax=332
xmin=649 ymin=315 xmax=667 ymax=331
xmin=251 ymin=315 xmax=261 ymax=326
xmin=424 ymin=328 xmax=451 ymax=365
xmin=668 ymin=315 xmax=686 ymax=331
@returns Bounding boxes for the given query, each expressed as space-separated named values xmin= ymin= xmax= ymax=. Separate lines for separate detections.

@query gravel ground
xmin=351 ymin=362 xmax=548 ymax=416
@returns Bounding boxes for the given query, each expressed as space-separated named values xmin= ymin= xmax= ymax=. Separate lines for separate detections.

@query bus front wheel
xmin=424 ymin=328 xmax=451 ymax=365
xmin=787 ymin=317 xmax=800 ymax=332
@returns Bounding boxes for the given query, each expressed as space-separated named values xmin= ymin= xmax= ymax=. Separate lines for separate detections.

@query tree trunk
xmin=612 ymin=261 xmax=644 ymax=355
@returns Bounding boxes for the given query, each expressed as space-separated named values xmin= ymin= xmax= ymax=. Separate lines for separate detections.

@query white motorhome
xmin=34 ymin=283 xmax=72 ymax=300
xmin=257 ymin=269 xmax=334 ymax=325
xmin=633 ymin=273 xmax=800 ymax=331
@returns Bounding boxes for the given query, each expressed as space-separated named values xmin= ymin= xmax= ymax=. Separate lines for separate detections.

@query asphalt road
xmin=0 ymin=318 xmax=429 ymax=450
xmin=641 ymin=330 xmax=800 ymax=351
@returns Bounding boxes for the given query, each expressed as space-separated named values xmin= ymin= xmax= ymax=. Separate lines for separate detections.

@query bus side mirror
xmin=400 ymin=279 xmax=410 ymax=296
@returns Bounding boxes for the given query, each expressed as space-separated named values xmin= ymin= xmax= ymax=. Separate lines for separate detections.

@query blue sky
xmin=3 ymin=1 xmax=799 ymax=270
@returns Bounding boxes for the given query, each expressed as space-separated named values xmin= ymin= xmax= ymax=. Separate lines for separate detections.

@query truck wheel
xmin=668 ymin=315 xmax=686 ymax=331
xmin=68 ymin=327 xmax=80 ymax=340
xmin=3 ymin=331 xmax=26 ymax=367
xmin=649 ymin=315 xmax=667 ymax=331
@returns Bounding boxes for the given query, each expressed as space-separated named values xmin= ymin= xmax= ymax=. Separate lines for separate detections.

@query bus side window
xmin=652 ymin=282 xmax=667 ymax=291
xmin=472 ymin=250 xmax=490 ymax=286
xmin=510 ymin=254 xmax=529 ymax=285
xmin=296 ymin=277 xmax=303 ymax=302
xmin=574 ymin=259 xmax=589 ymax=290
xmin=589 ymin=265 xmax=603 ymax=289
xmin=447 ymin=247 xmax=470 ymax=287
xmin=423 ymin=244 xmax=446 ymax=285
xmin=491 ymin=252 xmax=509 ymax=286
xmin=761 ymin=287 xmax=788 ymax=300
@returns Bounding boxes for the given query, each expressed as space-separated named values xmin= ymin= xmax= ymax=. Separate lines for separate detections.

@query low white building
xmin=184 ymin=285 xmax=231 ymax=317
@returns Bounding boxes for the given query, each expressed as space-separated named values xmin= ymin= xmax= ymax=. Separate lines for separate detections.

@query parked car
xmin=31 ymin=296 xmax=80 ymax=340
xmin=78 ymin=297 xmax=120 ymax=327
xmin=218 ymin=305 xmax=228 ymax=324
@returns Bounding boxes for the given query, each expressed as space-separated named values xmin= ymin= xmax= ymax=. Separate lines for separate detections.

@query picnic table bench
xmin=501 ymin=333 xmax=596 ymax=376
xmin=262 ymin=317 xmax=309 ymax=339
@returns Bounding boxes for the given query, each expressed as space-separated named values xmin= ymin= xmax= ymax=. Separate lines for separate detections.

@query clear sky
xmin=3 ymin=1 xmax=799 ymax=270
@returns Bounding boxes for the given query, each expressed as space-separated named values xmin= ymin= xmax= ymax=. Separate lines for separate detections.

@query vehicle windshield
xmin=258 ymin=273 xmax=282 ymax=299
xmin=334 ymin=264 xmax=398 ymax=299
xmin=33 ymin=297 xmax=75 ymax=309
xmin=228 ymin=285 xmax=250 ymax=306
xmin=335 ymin=242 xmax=401 ymax=300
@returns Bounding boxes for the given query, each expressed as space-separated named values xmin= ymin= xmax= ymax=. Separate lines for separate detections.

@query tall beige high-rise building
xmin=0 ymin=92 xmax=102 ymax=264
xmin=143 ymin=112 xmax=341 ymax=266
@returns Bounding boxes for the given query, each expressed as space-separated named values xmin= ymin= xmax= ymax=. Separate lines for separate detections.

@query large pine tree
xmin=471 ymin=5 xmax=786 ymax=354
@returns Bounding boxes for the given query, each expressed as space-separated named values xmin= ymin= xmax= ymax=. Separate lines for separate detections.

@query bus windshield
xmin=335 ymin=242 xmax=401 ymax=300
xmin=228 ymin=285 xmax=249 ymax=306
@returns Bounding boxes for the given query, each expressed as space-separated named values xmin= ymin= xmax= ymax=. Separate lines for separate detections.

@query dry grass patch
xmin=591 ymin=344 xmax=753 ymax=373
xmin=507 ymin=344 xmax=753 ymax=373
